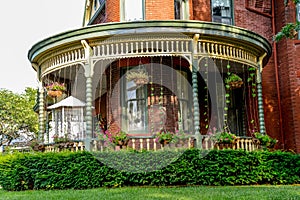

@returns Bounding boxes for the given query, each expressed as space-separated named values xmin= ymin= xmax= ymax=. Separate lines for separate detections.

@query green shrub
xmin=0 ymin=149 xmax=299 ymax=191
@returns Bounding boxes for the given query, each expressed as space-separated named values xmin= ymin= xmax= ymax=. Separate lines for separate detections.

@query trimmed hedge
xmin=0 ymin=149 xmax=299 ymax=191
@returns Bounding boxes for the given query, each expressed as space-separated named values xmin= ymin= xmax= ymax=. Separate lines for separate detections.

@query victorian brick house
xmin=28 ymin=0 xmax=300 ymax=152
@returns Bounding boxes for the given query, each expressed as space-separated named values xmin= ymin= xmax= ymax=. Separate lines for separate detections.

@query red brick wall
xmin=262 ymin=56 xmax=281 ymax=148
xmin=145 ymin=0 xmax=174 ymax=20
xmin=234 ymin=0 xmax=273 ymax=41
xmin=274 ymin=1 xmax=300 ymax=152
xmin=106 ymin=0 xmax=120 ymax=22
xmin=192 ymin=0 xmax=211 ymax=21
xmin=293 ymin=42 xmax=300 ymax=152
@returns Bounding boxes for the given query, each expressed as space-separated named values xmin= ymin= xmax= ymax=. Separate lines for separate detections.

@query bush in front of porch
xmin=0 ymin=149 xmax=299 ymax=191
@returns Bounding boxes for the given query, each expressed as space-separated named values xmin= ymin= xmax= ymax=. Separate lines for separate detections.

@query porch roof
xmin=47 ymin=96 xmax=86 ymax=109
xmin=28 ymin=20 xmax=272 ymax=73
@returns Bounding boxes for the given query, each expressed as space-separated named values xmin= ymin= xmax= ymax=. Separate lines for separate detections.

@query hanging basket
xmin=126 ymin=70 xmax=149 ymax=86
xmin=47 ymin=90 xmax=63 ymax=98
xmin=134 ymin=78 xmax=148 ymax=86
xmin=228 ymin=80 xmax=243 ymax=89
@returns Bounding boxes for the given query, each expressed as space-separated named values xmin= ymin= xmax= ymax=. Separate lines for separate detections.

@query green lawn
xmin=0 ymin=185 xmax=299 ymax=200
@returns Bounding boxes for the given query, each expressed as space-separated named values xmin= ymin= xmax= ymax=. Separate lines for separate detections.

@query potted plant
xmin=45 ymin=82 xmax=66 ymax=98
xmin=113 ymin=130 xmax=129 ymax=147
xmin=104 ymin=128 xmax=129 ymax=149
xmin=253 ymin=132 xmax=277 ymax=150
xmin=126 ymin=70 xmax=149 ymax=86
xmin=212 ymin=130 xmax=237 ymax=149
xmin=155 ymin=130 xmax=175 ymax=146
xmin=225 ymin=73 xmax=243 ymax=89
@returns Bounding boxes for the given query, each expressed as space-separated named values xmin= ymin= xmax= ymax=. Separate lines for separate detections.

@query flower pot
xmin=159 ymin=140 xmax=170 ymax=147
xmin=117 ymin=139 xmax=129 ymax=147
xmin=47 ymin=90 xmax=63 ymax=98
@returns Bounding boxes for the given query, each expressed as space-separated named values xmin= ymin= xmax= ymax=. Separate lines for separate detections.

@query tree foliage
xmin=0 ymin=88 xmax=38 ymax=146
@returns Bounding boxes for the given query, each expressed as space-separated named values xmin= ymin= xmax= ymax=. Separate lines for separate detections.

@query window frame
xmin=174 ymin=0 xmax=190 ymax=20
xmin=211 ymin=0 xmax=234 ymax=25
xmin=120 ymin=0 xmax=145 ymax=22
xmin=121 ymin=68 xmax=148 ymax=134
xmin=176 ymin=70 xmax=192 ymax=132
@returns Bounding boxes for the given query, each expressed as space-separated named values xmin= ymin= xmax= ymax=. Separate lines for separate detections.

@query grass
xmin=0 ymin=185 xmax=299 ymax=200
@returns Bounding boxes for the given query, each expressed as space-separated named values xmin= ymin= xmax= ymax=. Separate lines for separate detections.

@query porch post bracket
xmin=34 ymin=62 xmax=45 ymax=144
xmin=192 ymin=34 xmax=202 ymax=148
xmin=81 ymin=40 xmax=94 ymax=151
xmin=257 ymin=53 xmax=267 ymax=134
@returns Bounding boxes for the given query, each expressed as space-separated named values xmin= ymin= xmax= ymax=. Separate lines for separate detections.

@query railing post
xmin=37 ymin=81 xmax=45 ymax=144
xmin=82 ymin=40 xmax=94 ymax=152
xmin=257 ymin=53 xmax=267 ymax=134
xmin=192 ymin=34 xmax=202 ymax=149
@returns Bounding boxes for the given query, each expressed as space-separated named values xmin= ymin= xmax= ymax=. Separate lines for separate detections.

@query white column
xmin=82 ymin=40 xmax=94 ymax=151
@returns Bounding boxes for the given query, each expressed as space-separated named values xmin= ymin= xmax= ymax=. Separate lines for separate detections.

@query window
xmin=211 ymin=0 xmax=233 ymax=25
xmin=174 ymin=0 xmax=190 ymax=20
xmin=176 ymin=70 xmax=192 ymax=132
xmin=122 ymin=69 xmax=148 ymax=133
xmin=121 ymin=0 xmax=145 ymax=21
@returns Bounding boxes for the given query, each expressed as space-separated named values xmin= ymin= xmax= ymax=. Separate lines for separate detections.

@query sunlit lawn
xmin=0 ymin=185 xmax=299 ymax=200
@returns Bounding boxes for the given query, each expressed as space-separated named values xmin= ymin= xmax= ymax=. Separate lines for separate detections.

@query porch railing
xmin=42 ymin=136 xmax=260 ymax=152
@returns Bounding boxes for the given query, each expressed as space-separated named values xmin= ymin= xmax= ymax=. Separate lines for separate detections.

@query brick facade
xmin=106 ymin=0 xmax=120 ymax=22
xmin=88 ymin=0 xmax=300 ymax=152
xmin=274 ymin=1 xmax=300 ymax=152
xmin=192 ymin=0 xmax=211 ymax=21
xmin=145 ymin=0 xmax=175 ymax=20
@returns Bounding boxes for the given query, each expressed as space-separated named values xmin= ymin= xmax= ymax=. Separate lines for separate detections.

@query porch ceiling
xmin=28 ymin=20 xmax=272 ymax=73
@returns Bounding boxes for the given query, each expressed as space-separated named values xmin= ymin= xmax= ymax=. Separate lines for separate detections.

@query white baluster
xmin=141 ymin=42 xmax=144 ymax=53
xmin=140 ymin=139 xmax=143 ymax=150
xmin=151 ymin=41 xmax=154 ymax=52
xmin=185 ymin=41 xmax=189 ymax=52
xmin=120 ymin=43 xmax=124 ymax=55
xmin=146 ymin=41 xmax=149 ymax=53
xmin=102 ymin=45 xmax=105 ymax=56
xmin=106 ymin=44 xmax=109 ymax=55
xmin=147 ymin=138 xmax=150 ymax=150
xmin=130 ymin=42 xmax=133 ymax=54
xmin=132 ymin=139 xmax=135 ymax=150
xmin=206 ymin=43 xmax=210 ymax=54
xmin=135 ymin=42 xmax=139 ymax=53
xmin=126 ymin=42 xmax=128 ymax=53
xmin=111 ymin=44 xmax=114 ymax=55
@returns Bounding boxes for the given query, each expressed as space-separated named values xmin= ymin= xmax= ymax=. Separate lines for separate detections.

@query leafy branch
xmin=274 ymin=0 xmax=300 ymax=42
xmin=274 ymin=22 xmax=300 ymax=42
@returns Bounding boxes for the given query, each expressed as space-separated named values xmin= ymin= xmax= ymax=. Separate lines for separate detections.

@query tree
xmin=0 ymin=88 xmax=38 ymax=146
xmin=274 ymin=0 xmax=300 ymax=41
